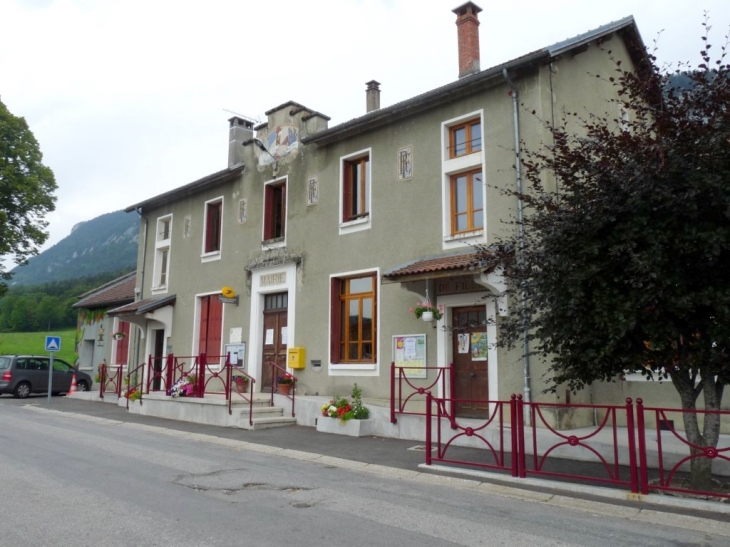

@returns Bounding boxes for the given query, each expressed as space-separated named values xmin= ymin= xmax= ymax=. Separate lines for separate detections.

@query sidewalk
xmin=17 ymin=394 xmax=730 ymax=523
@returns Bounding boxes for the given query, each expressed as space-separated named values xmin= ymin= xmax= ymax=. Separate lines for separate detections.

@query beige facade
xmin=108 ymin=7 xmax=683 ymax=424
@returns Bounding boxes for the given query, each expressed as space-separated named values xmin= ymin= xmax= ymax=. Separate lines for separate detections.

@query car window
xmin=34 ymin=359 xmax=49 ymax=371
xmin=0 ymin=357 xmax=10 ymax=370
xmin=16 ymin=358 xmax=30 ymax=370
xmin=53 ymin=360 xmax=73 ymax=372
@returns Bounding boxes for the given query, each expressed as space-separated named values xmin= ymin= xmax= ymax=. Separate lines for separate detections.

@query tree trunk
xmin=671 ymin=370 xmax=724 ymax=491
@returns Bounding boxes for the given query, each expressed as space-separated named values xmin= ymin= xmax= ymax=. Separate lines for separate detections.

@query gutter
xmin=502 ymin=68 xmax=532 ymax=417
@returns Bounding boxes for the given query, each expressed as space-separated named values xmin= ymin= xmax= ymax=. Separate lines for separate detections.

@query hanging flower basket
xmin=410 ymin=301 xmax=442 ymax=322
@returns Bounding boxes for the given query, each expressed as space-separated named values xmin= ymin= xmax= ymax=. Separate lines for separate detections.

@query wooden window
xmin=204 ymin=201 xmax=222 ymax=253
xmin=343 ymin=155 xmax=370 ymax=222
xmin=450 ymin=169 xmax=484 ymax=234
xmin=449 ymin=119 xmax=482 ymax=158
xmin=264 ymin=182 xmax=286 ymax=241
xmin=330 ymin=274 xmax=376 ymax=364
xmin=115 ymin=321 xmax=131 ymax=365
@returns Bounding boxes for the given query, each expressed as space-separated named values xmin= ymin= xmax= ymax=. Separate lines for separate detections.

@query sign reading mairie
xmin=260 ymin=272 xmax=286 ymax=286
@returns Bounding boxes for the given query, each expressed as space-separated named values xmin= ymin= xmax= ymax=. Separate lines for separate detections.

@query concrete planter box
xmin=316 ymin=417 xmax=374 ymax=437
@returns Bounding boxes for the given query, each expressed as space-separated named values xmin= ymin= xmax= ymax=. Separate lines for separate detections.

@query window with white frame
xmin=339 ymin=149 xmax=372 ymax=234
xmin=330 ymin=272 xmax=377 ymax=365
xmin=441 ymin=112 xmax=485 ymax=247
xmin=263 ymin=179 xmax=286 ymax=244
xmin=202 ymin=197 xmax=223 ymax=261
xmin=152 ymin=215 xmax=171 ymax=292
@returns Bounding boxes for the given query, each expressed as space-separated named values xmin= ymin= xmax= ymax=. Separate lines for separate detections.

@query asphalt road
xmin=2 ymin=397 xmax=730 ymax=546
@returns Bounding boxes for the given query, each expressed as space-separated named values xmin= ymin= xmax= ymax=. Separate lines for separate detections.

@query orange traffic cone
xmin=68 ymin=374 xmax=77 ymax=395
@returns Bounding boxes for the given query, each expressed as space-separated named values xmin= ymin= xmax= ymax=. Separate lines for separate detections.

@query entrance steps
xmin=242 ymin=396 xmax=297 ymax=430
xmin=77 ymin=391 xmax=297 ymax=430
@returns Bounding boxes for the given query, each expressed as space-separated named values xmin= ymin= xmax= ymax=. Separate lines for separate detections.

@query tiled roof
xmin=383 ymin=249 xmax=494 ymax=280
xmin=108 ymin=294 xmax=176 ymax=316
xmin=72 ymin=272 xmax=136 ymax=309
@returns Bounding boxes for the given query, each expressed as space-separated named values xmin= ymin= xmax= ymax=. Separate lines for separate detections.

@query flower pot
xmin=316 ymin=418 xmax=374 ymax=437
xmin=421 ymin=311 xmax=434 ymax=322
xmin=278 ymin=383 xmax=292 ymax=396
xmin=234 ymin=381 xmax=249 ymax=394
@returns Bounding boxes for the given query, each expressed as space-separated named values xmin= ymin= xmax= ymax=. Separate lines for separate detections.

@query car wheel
xmin=76 ymin=380 xmax=89 ymax=392
xmin=13 ymin=382 xmax=31 ymax=399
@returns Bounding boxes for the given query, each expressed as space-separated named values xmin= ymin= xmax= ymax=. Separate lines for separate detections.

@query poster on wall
xmin=224 ymin=343 xmax=246 ymax=366
xmin=470 ymin=332 xmax=488 ymax=361
xmin=457 ymin=333 xmax=470 ymax=354
xmin=392 ymin=334 xmax=427 ymax=378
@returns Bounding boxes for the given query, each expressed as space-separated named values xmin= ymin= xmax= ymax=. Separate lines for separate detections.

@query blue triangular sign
xmin=45 ymin=336 xmax=61 ymax=352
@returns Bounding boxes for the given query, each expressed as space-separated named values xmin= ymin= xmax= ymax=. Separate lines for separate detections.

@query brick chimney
xmin=366 ymin=80 xmax=381 ymax=113
xmin=228 ymin=116 xmax=253 ymax=167
xmin=453 ymin=2 xmax=482 ymax=78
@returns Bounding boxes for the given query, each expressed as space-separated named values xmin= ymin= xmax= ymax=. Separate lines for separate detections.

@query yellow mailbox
xmin=288 ymin=347 xmax=306 ymax=369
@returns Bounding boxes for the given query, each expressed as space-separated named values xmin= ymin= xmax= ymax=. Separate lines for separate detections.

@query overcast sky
xmin=2 ymin=0 xmax=729 ymax=265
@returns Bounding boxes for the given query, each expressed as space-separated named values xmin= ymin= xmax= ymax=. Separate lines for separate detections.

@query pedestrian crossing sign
xmin=45 ymin=336 xmax=61 ymax=352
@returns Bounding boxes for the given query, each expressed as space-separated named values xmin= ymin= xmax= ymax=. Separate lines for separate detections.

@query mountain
xmin=9 ymin=210 xmax=139 ymax=286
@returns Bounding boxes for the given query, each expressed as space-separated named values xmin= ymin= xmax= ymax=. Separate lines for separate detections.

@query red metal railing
xmin=125 ymin=362 xmax=145 ymax=410
xmin=268 ymin=361 xmax=296 ymax=418
xmin=426 ymin=392 xmax=517 ymax=476
xmin=517 ymin=396 xmax=639 ymax=492
xmin=227 ymin=362 xmax=255 ymax=426
xmin=193 ymin=353 xmax=230 ymax=396
xmin=146 ymin=354 xmax=175 ymax=393
xmin=98 ymin=363 xmax=123 ymax=399
xmin=391 ymin=362 xmax=454 ymax=424
xmin=637 ymin=399 xmax=730 ymax=499
xmin=166 ymin=355 xmax=200 ymax=396
xmin=425 ymin=395 xmax=730 ymax=498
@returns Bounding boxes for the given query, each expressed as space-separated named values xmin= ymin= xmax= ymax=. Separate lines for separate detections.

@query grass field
xmin=0 ymin=329 xmax=77 ymax=363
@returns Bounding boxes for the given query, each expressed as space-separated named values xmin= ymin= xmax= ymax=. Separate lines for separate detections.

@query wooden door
xmin=261 ymin=292 xmax=288 ymax=391
xmin=452 ymin=306 xmax=489 ymax=418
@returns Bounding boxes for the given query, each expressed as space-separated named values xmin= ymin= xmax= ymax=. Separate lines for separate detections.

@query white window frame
xmin=151 ymin=214 xmax=172 ymax=294
xmin=339 ymin=148 xmax=372 ymax=235
xmin=201 ymin=196 xmax=224 ymax=263
xmin=261 ymin=176 xmax=288 ymax=250
xmin=328 ymin=267 xmax=380 ymax=376
xmin=441 ymin=110 xmax=486 ymax=250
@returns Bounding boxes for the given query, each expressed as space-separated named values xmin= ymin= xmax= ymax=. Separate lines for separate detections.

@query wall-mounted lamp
xmin=252 ymin=138 xmax=279 ymax=176
xmin=97 ymin=325 xmax=105 ymax=347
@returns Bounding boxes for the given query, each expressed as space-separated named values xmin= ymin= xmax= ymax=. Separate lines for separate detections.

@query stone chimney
xmin=453 ymin=2 xmax=482 ymax=78
xmin=366 ymin=80 xmax=381 ymax=113
xmin=228 ymin=116 xmax=254 ymax=167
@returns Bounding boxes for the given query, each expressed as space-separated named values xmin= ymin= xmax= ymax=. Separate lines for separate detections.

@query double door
xmin=261 ymin=292 xmax=288 ymax=391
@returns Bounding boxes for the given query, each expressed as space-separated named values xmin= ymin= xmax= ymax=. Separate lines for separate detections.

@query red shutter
xmin=207 ymin=296 xmax=223 ymax=357
xmin=280 ymin=183 xmax=286 ymax=237
xmin=264 ymin=185 xmax=274 ymax=240
xmin=115 ymin=321 xmax=130 ymax=365
xmin=199 ymin=296 xmax=210 ymax=354
xmin=342 ymin=163 xmax=351 ymax=222
xmin=330 ymin=278 xmax=341 ymax=363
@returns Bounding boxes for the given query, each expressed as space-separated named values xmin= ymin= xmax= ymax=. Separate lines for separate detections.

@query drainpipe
xmin=134 ymin=208 xmax=148 ymax=369
xmin=503 ymin=68 xmax=532 ymax=420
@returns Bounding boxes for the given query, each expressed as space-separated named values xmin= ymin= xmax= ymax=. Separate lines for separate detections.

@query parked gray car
xmin=0 ymin=355 xmax=91 ymax=398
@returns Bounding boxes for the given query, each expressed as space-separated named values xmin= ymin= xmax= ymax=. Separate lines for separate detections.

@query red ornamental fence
xmin=391 ymin=362 xmax=454 ymax=425
xmin=425 ymin=394 xmax=730 ymax=500
xmin=98 ymin=364 xmax=123 ymax=399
